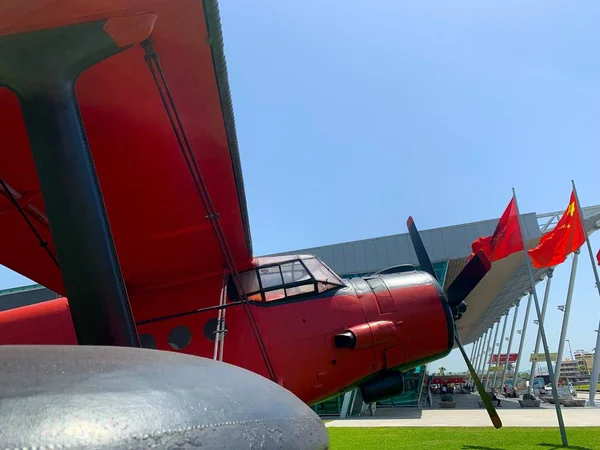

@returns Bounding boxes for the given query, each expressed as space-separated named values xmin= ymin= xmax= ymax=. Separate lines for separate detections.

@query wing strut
xmin=213 ymin=272 xmax=228 ymax=361
xmin=142 ymin=38 xmax=277 ymax=382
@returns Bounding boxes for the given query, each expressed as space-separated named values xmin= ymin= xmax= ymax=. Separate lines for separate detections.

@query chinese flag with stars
xmin=528 ymin=191 xmax=586 ymax=269
xmin=471 ymin=197 xmax=524 ymax=262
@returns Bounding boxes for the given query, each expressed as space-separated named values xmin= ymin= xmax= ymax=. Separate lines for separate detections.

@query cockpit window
xmin=258 ymin=265 xmax=283 ymax=289
xmin=303 ymin=257 xmax=341 ymax=284
xmin=229 ymin=256 xmax=344 ymax=303
xmin=239 ymin=270 xmax=260 ymax=294
xmin=281 ymin=261 xmax=311 ymax=284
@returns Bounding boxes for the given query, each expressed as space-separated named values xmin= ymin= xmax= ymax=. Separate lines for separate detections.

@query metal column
xmin=492 ymin=313 xmax=509 ymax=389
xmin=485 ymin=320 xmax=501 ymax=389
xmin=469 ymin=334 xmax=484 ymax=384
xmin=339 ymin=391 xmax=353 ymax=419
xmin=590 ymin=328 xmax=600 ymax=406
xmin=501 ymin=302 xmax=520 ymax=390
xmin=469 ymin=340 xmax=478 ymax=363
xmin=468 ymin=338 xmax=481 ymax=386
xmin=573 ymin=181 xmax=600 ymax=406
xmin=475 ymin=330 xmax=489 ymax=379
xmin=0 ymin=20 xmax=156 ymax=347
xmin=554 ymin=251 xmax=579 ymax=382
xmin=480 ymin=327 xmax=494 ymax=379
xmin=528 ymin=270 xmax=554 ymax=394
xmin=479 ymin=323 xmax=496 ymax=383
xmin=512 ymin=293 xmax=533 ymax=390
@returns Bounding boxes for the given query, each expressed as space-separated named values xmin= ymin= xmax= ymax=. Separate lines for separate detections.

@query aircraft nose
xmin=384 ymin=272 xmax=455 ymax=366
xmin=336 ymin=271 xmax=454 ymax=369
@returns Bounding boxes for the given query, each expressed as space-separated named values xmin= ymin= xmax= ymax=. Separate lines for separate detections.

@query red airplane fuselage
xmin=1 ymin=255 xmax=453 ymax=406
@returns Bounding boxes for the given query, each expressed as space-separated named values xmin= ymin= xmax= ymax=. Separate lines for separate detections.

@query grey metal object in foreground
xmin=0 ymin=346 xmax=329 ymax=450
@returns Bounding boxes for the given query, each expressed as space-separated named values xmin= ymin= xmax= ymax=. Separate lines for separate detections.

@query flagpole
xmin=572 ymin=180 xmax=600 ymax=405
xmin=554 ymin=250 xmax=579 ymax=383
xmin=512 ymin=188 xmax=568 ymax=447
xmin=528 ymin=269 xmax=554 ymax=395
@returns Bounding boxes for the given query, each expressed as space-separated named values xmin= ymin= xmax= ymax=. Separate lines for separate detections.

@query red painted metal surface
xmin=0 ymin=298 xmax=77 ymax=345
xmin=0 ymin=272 xmax=453 ymax=405
xmin=0 ymin=0 xmax=251 ymax=300
xmin=0 ymin=0 xmax=455 ymax=407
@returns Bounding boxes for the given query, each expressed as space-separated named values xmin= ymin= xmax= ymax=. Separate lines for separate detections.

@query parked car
xmin=544 ymin=382 xmax=577 ymax=397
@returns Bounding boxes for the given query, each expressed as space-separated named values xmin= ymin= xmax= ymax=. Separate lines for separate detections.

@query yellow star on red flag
xmin=528 ymin=191 xmax=585 ymax=269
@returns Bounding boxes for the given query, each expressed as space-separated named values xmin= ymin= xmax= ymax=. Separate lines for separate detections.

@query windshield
xmin=232 ymin=256 xmax=344 ymax=302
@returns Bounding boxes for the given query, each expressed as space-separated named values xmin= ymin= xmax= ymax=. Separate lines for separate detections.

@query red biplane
xmin=0 ymin=0 xmax=501 ymax=442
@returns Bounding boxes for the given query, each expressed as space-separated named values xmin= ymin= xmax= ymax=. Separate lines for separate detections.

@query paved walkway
xmin=326 ymin=393 xmax=600 ymax=428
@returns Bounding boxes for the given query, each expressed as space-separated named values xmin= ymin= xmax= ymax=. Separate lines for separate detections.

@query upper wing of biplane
xmin=0 ymin=0 xmax=253 ymax=298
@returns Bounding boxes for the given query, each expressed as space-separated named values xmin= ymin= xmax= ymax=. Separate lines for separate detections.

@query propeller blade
xmin=455 ymin=330 xmax=502 ymax=429
xmin=406 ymin=216 xmax=438 ymax=282
xmin=445 ymin=250 xmax=492 ymax=307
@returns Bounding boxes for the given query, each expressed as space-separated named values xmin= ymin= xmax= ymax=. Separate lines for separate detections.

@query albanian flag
xmin=471 ymin=197 xmax=524 ymax=262
xmin=528 ymin=191 xmax=585 ymax=269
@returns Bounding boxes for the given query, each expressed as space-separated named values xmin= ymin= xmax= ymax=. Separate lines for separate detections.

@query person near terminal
xmin=489 ymin=388 xmax=502 ymax=407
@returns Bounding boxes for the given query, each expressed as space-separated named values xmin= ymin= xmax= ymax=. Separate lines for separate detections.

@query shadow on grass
xmin=372 ymin=408 xmax=424 ymax=420
xmin=462 ymin=446 xmax=507 ymax=450
xmin=537 ymin=443 xmax=593 ymax=450
xmin=462 ymin=445 xmax=594 ymax=450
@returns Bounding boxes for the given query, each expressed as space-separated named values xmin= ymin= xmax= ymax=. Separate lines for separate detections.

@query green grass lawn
xmin=575 ymin=385 xmax=600 ymax=392
xmin=327 ymin=427 xmax=600 ymax=449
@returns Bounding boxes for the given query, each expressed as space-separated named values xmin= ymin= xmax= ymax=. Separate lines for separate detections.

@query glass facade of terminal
xmin=377 ymin=365 xmax=427 ymax=407
xmin=311 ymin=365 xmax=428 ymax=416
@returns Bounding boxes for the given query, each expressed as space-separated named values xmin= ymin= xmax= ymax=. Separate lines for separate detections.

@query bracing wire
xmin=0 ymin=178 xmax=59 ymax=268
xmin=141 ymin=39 xmax=277 ymax=381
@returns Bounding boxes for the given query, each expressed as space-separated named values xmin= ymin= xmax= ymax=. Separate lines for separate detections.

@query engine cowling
xmin=334 ymin=320 xmax=397 ymax=349
xmin=359 ymin=371 xmax=405 ymax=403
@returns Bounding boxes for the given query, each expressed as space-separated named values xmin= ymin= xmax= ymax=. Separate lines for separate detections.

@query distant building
xmin=559 ymin=359 xmax=580 ymax=378
xmin=574 ymin=351 xmax=595 ymax=375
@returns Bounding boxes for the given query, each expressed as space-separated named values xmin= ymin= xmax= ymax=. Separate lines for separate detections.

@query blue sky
xmin=217 ymin=1 xmax=600 ymax=373
xmin=1 ymin=1 xmax=599 ymax=373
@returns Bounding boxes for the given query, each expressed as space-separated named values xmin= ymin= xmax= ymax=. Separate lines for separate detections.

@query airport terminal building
xmin=275 ymin=204 xmax=600 ymax=415
xmin=2 ymin=204 xmax=600 ymax=416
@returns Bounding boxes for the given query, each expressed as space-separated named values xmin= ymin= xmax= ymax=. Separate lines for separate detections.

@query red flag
xmin=596 ymin=249 xmax=599 ymax=266
xmin=471 ymin=197 xmax=524 ymax=262
xmin=528 ymin=191 xmax=585 ymax=269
